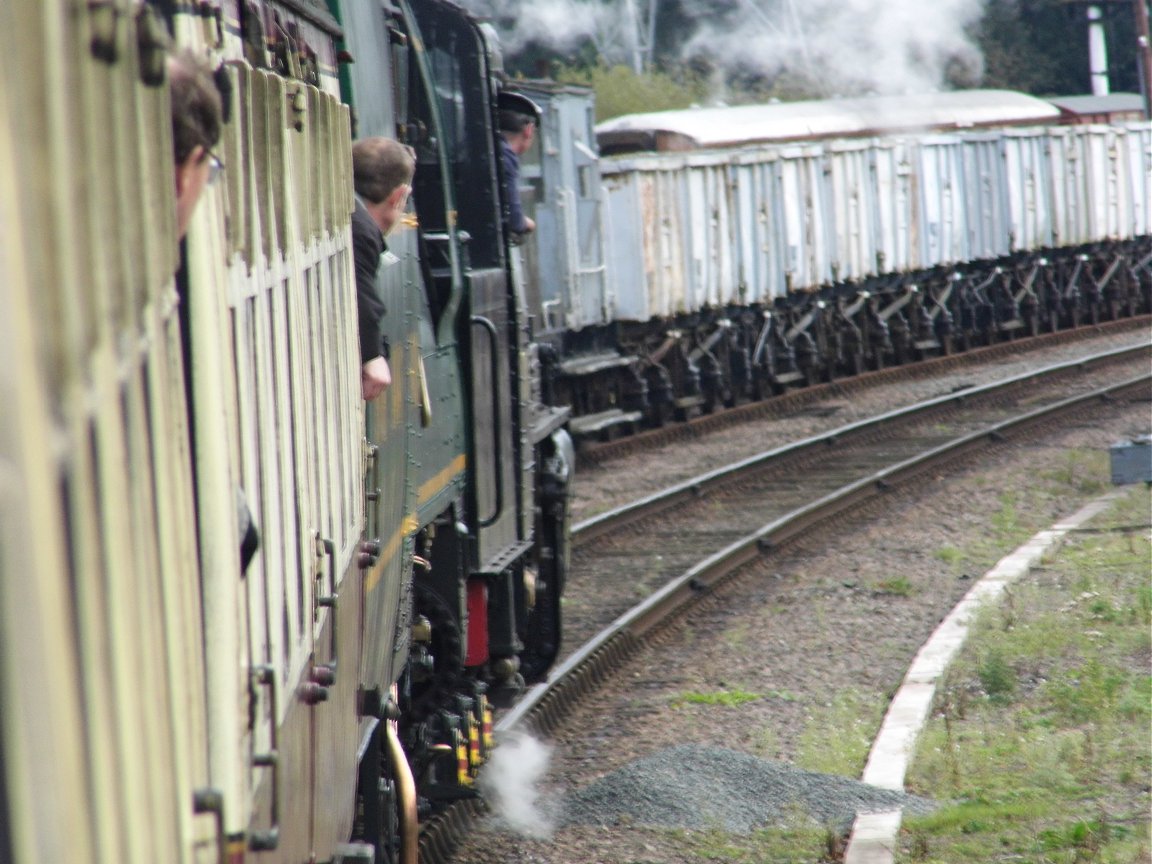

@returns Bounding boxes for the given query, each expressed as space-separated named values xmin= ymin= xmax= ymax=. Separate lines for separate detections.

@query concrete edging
xmin=842 ymin=490 xmax=1129 ymax=864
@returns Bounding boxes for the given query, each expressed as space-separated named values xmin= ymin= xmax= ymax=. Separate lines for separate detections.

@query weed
xmin=751 ymin=725 xmax=779 ymax=759
xmin=977 ymin=650 xmax=1016 ymax=702
xmin=1044 ymin=659 xmax=1126 ymax=724
xmin=990 ymin=491 xmax=1020 ymax=536
xmin=934 ymin=545 xmax=965 ymax=566
xmin=873 ymin=576 xmax=914 ymax=597
xmin=1041 ymin=448 xmax=1110 ymax=494
xmin=723 ymin=621 xmax=749 ymax=650
xmin=671 ymin=688 xmax=762 ymax=709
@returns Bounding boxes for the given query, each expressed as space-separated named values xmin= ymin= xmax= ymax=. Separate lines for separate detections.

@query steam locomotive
xmin=1 ymin=1 xmax=1148 ymax=864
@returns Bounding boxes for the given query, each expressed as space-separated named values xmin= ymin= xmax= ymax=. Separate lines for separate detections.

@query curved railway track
xmin=419 ymin=342 xmax=1151 ymax=864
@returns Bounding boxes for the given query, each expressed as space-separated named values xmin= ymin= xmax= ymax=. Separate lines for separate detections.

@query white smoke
xmin=461 ymin=0 xmax=987 ymax=97
xmin=476 ymin=730 xmax=558 ymax=839
xmin=460 ymin=0 xmax=615 ymax=54
xmin=682 ymin=0 xmax=987 ymax=96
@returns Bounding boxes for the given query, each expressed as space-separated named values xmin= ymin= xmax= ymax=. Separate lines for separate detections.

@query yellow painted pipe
xmin=385 ymin=718 xmax=418 ymax=864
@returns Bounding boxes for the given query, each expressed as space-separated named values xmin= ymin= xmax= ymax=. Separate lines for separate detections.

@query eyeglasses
xmin=206 ymin=151 xmax=225 ymax=186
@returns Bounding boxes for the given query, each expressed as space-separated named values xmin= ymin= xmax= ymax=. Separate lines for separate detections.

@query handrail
xmin=471 ymin=315 xmax=504 ymax=528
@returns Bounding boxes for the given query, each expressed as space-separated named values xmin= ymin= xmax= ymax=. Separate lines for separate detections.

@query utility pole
xmin=1135 ymin=0 xmax=1152 ymax=117
xmin=1063 ymin=0 xmax=1150 ymax=112
xmin=1087 ymin=4 xmax=1111 ymax=93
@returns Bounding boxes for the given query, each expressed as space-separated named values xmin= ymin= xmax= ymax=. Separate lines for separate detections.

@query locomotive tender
xmin=2 ymin=1 xmax=569 ymax=863
xmin=2 ymin=2 xmax=1149 ymax=864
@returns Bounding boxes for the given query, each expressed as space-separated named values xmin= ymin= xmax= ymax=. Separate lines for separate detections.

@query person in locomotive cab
xmin=351 ymin=137 xmax=416 ymax=401
xmin=168 ymin=49 xmax=225 ymax=239
xmin=497 ymin=108 xmax=536 ymax=236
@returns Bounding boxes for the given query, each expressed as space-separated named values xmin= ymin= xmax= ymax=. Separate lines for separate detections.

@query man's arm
xmin=501 ymin=143 xmax=533 ymax=234
xmin=353 ymin=206 xmax=388 ymax=363
xmin=352 ymin=204 xmax=391 ymax=400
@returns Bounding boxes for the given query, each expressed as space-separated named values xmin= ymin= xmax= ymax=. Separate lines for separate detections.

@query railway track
xmin=576 ymin=316 xmax=1152 ymax=467
xmin=419 ymin=342 xmax=1151 ymax=864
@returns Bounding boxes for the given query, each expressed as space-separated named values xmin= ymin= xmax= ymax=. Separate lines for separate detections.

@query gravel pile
xmin=559 ymin=744 xmax=934 ymax=832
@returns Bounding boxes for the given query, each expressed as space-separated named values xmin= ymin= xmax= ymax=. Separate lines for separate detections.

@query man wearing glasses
xmin=169 ymin=49 xmax=225 ymax=240
xmin=168 ymin=49 xmax=259 ymax=571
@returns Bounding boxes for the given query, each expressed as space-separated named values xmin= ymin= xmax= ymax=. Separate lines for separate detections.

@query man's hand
xmin=362 ymin=356 xmax=392 ymax=401
xmin=524 ymin=215 xmax=536 ymax=233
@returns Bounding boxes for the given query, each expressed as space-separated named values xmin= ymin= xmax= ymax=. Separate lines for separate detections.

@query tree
xmin=553 ymin=63 xmax=708 ymax=121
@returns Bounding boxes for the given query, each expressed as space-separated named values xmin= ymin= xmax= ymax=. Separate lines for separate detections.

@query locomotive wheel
xmin=409 ymin=582 xmax=465 ymax=720
xmin=519 ymin=568 xmax=561 ymax=684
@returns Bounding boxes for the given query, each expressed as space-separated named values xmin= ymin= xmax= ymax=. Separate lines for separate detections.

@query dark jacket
xmin=352 ymin=198 xmax=389 ymax=363
xmin=499 ymin=135 xmax=529 ymax=234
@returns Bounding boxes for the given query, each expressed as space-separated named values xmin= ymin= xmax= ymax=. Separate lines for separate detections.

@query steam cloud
xmin=681 ymin=0 xmax=987 ymax=96
xmin=462 ymin=0 xmax=614 ymax=53
xmin=461 ymin=0 xmax=988 ymax=97
xmin=476 ymin=731 xmax=557 ymax=838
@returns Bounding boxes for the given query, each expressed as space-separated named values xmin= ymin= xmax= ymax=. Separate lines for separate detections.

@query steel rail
xmin=574 ymin=341 xmax=1150 ymax=547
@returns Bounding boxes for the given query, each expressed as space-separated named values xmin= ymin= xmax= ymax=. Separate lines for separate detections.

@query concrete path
xmin=842 ymin=490 xmax=1129 ymax=864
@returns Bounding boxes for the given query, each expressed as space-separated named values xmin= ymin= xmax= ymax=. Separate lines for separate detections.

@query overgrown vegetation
xmin=552 ymin=63 xmax=710 ymax=123
xmin=900 ymin=486 xmax=1152 ymax=862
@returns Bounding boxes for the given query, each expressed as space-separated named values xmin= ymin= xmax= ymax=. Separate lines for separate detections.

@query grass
xmin=899 ymin=485 xmax=1152 ymax=863
xmin=661 ymin=821 xmax=846 ymax=863
xmin=621 ymin=452 xmax=1148 ymax=863
xmin=671 ymin=687 xmax=763 ymax=709
xmin=934 ymin=545 xmax=965 ymax=568
xmin=794 ymin=688 xmax=885 ymax=776
xmin=873 ymin=575 xmax=915 ymax=596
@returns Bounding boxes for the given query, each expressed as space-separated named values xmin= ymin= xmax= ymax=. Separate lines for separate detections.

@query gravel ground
xmin=449 ymin=330 xmax=1151 ymax=864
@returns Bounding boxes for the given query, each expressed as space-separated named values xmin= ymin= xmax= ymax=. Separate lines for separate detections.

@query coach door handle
xmin=315 ymin=536 xmax=339 ymax=679
xmin=192 ymin=788 xmax=227 ymax=864
xmin=248 ymin=665 xmax=280 ymax=851
xmin=471 ymin=315 xmax=504 ymax=528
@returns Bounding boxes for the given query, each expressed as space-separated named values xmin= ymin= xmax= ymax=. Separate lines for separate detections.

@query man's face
xmin=379 ymin=183 xmax=411 ymax=236
xmin=519 ymin=122 xmax=536 ymax=155
xmin=175 ymin=146 xmax=221 ymax=239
